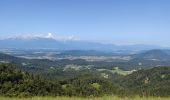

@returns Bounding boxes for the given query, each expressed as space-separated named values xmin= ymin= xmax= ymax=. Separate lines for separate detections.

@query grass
xmin=98 ymin=67 xmax=134 ymax=76
xmin=0 ymin=96 xmax=170 ymax=100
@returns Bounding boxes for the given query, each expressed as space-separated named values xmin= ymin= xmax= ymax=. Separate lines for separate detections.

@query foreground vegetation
xmin=0 ymin=63 xmax=170 ymax=97
xmin=0 ymin=64 xmax=119 ymax=97
xmin=0 ymin=96 xmax=170 ymax=100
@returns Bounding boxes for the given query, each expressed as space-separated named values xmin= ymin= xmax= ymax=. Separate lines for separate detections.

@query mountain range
xmin=0 ymin=36 xmax=161 ymax=51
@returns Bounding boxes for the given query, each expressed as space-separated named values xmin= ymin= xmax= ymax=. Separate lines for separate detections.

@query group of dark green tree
xmin=0 ymin=63 xmax=170 ymax=97
xmin=0 ymin=64 xmax=121 ymax=97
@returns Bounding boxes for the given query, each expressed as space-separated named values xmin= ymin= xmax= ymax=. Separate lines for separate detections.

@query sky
xmin=0 ymin=0 xmax=170 ymax=46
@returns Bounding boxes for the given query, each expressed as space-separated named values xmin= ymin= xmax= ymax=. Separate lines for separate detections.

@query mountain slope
xmin=133 ymin=49 xmax=170 ymax=61
xmin=118 ymin=67 xmax=170 ymax=96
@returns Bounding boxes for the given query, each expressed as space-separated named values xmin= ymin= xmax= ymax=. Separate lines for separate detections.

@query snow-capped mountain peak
xmin=6 ymin=33 xmax=55 ymax=41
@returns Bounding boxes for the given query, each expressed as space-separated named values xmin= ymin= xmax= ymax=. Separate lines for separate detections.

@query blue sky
xmin=0 ymin=0 xmax=170 ymax=46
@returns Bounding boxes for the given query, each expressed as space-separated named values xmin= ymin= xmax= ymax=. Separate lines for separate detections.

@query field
xmin=97 ymin=67 xmax=134 ymax=76
xmin=0 ymin=96 xmax=170 ymax=100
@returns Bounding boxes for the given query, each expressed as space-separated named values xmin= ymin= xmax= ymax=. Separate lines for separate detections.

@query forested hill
xmin=118 ymin=67 xmax=170 ymax=97
xmin=0 ymin=64 xmax=119 ymax=97
xmin=132 ymin=49 xmax=170 ymax=60
xmin=0 ymin=63 xmax=170 ymax=97
xmin=0 ymin=63 xmax=63 ymax=97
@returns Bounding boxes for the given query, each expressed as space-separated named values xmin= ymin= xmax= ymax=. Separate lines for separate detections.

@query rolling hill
xmin=118 ymin=67 xmax=170 ymax=96
xmin=133 ymin=49 xmax=170 ymax=61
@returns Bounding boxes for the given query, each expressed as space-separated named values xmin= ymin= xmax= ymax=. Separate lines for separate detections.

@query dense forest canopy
xmin=0 ymin=63 xmax=170 ymax=97
xmin=0 ymin=64 xmax=120 ymax=97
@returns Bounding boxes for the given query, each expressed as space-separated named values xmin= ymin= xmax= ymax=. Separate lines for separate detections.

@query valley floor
xmin=0 ymin=96 xmax=170 ymax=100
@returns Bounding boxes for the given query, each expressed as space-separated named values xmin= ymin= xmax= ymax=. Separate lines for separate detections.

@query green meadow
xmin=0 ymin=96 xmax=170 ymax=100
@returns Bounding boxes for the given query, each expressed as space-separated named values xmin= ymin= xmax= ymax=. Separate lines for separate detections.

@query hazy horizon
xmin=1 ymin=0 xmax=170 ymax=46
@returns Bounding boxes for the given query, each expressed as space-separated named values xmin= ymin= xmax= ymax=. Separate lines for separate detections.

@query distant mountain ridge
xmin=0 ymin=36 xmax=161 ymax=51
xmin=133 ymin=49 xmax=170 ymax=61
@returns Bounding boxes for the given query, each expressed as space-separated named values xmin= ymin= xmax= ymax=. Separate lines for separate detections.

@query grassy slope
xmin=0 ymin=96 xmax=170 ymax=100
xmin=98 ymin=67 xmax=134 ymax=76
